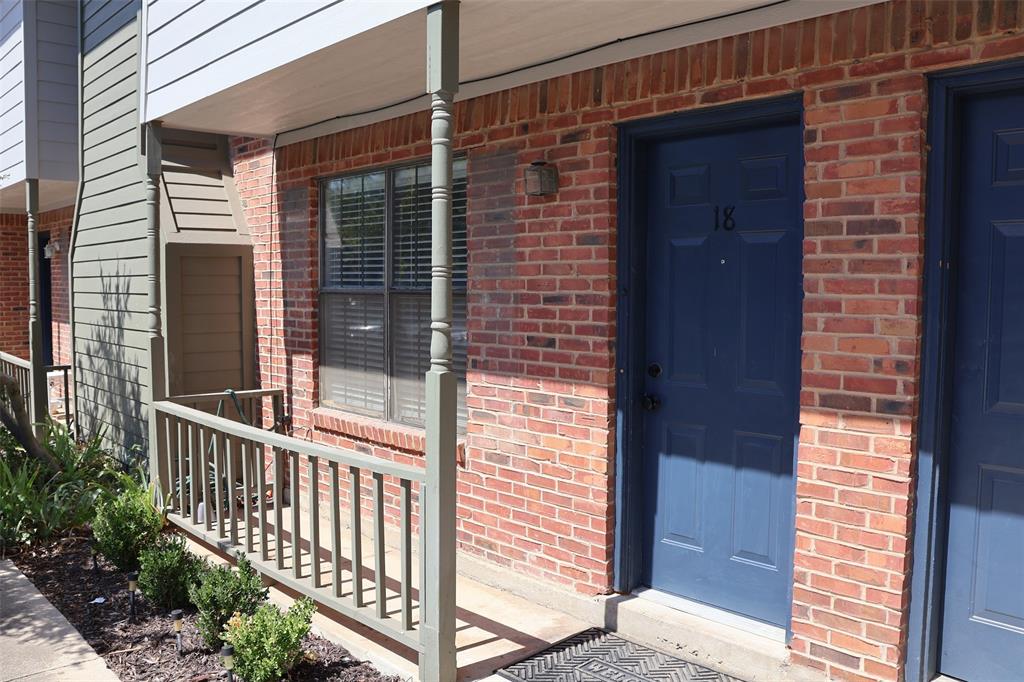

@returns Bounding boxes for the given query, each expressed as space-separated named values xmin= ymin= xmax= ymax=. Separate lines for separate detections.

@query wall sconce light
xmin=524 ymin=161 xmax=558 ymax=196
xmin=43 ymin=241 xmax=60 ymax=259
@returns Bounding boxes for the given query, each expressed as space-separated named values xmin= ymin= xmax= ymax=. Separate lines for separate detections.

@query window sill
xmin=312 ymin=406 xmax=466 ymax=461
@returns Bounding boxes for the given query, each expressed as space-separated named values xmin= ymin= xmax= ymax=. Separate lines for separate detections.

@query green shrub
xmin=138 ymin=534 xmax=206 ymax=609
xmin=189 ymin=554 xmax=268 ymax=649
xmin=224 ymin=598 xmax=316 ymax=682
xmin=92 ymin=476 xmax=163 ymax=570
xmin=0 ymin=424 xmax=119 ymax=549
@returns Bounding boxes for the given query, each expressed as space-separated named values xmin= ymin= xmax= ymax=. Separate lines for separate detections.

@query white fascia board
xmin=276 ymin=0 xmax=884 ymax=148
xmin=144 ymin=0 xmax=434 ymax=125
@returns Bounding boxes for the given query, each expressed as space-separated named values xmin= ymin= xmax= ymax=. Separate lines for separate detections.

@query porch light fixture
xmin=171 ymin=609 xmax=183 ymax=653
xmin=43 ymin=241 xmax=60 ymax=259
xmin=524 ymin=160 xmax=558 ymax=196
xmin=126 ymin=572 xmax=138 ymax=621
xmin=221 ymin=644 xmax=235 ymax=682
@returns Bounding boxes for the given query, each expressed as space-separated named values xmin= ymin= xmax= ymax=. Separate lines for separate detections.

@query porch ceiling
xmin=150 ymin=0 xmax=883 ymax=145
xmin=0 ymin=179 xmax=78 ymax=213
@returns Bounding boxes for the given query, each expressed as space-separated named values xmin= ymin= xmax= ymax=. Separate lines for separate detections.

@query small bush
xmin=224 ymin=598 xmax=316 ymax=682
xmin=138 ymin=534 xmax=206 ymax=609
xmin=92 ymin=477 xmax=163 ymax=570
xmin=189 ymin=553 xmax=268 ymax=649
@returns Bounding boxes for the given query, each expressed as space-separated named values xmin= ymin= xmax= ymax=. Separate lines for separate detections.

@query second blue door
xmin=640 ymin=115 xmax=802 ymax=626
xmin=938 ymin=86 xmax=1024 ymax=682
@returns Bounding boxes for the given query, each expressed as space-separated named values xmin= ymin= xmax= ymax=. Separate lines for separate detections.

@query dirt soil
xmin=11 ymin=531 xmax=403 ymax=682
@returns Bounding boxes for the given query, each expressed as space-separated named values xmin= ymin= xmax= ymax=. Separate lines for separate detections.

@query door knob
xmin=640 ymin=393 xmax=661 ymax=411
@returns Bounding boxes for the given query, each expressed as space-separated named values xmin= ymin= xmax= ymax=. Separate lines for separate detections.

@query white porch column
xmin=421 ymin=2 xmax=458 ymax=681
xmin=26 ymin=179 xmax=47 ymax=430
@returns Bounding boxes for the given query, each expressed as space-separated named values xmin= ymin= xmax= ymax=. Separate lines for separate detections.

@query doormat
xmin=497 ymin=628 xmax=745 ymax=682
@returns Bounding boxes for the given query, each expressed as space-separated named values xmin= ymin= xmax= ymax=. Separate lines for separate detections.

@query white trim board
xmin=274 ymin=0 xmax=883 ymax=147
xmin=633 ymin=588 xmax=788 ymax=644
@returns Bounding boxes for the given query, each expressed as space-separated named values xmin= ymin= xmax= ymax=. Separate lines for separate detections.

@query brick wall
xmin=232 ymin=2 xmax=1024 ymax=679
xmin=0 ymin=212 xmax=28 ymax=359
xmin=41 ymin=206 xmax=74 ymax=367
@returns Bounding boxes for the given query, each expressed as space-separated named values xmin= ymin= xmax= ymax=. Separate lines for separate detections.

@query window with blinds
xmin=320 ymin=159 xmax=468 ymax=430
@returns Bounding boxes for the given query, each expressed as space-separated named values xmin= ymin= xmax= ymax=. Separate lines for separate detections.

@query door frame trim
xmin=907 ymin=58 xmax=1024 ymax=682
xmin=613 ymin=94 xmax=803 ymax=633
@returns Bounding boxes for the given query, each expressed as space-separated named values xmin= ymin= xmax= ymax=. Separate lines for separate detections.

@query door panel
xmin=640 ymin=117 xmax=802 ymax=626
xmin=940 ymin=89 xmax=1024 ymax=682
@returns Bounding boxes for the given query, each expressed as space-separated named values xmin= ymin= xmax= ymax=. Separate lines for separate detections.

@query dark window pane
xmin=390 ymin=293 xmax=467 ymax=430
xmin=321 ymin=294 xmax=385 ymax=417
xmin=391 ymin=159 xmax=468 ymax=290
xmin=323 ymin=172 xmax=385 ymax=288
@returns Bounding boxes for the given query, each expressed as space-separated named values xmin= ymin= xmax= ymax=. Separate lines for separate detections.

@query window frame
xmin=316 ymin=156 xmax=467 ymax=427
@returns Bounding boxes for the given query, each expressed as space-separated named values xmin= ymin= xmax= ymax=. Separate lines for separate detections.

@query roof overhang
xmin=147 ymin=0 xmax=884 ymax=147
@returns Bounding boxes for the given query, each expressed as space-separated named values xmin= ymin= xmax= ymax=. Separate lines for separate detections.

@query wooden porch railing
xmin=0 ymin=351 xmax=33 ymax=410
xmin=152 ymin=397 xmax=443 ymax=675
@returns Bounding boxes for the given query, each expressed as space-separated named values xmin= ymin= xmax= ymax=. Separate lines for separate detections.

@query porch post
xmin=26 ymin=179 xmax=47 ymax=431
xmin=144 ymin=122 xmax=167 ymax=489
xmin=421 ymin=2 xmax=458 ymax=681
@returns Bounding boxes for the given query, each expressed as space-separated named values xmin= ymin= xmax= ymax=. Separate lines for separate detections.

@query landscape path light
xmin=220 ymin=644 xmax=235 ymax=682
xmin=171 ymin=609 xmax=183 ymax=654
xmin=126 ymin=572 xmax=138 ymax=622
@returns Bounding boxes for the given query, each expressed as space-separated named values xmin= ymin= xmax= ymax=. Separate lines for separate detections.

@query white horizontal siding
xmin=0 ymin=0 xmax=24 ymax=186
xmin=143 ymin=0 xmax=430 ymax=123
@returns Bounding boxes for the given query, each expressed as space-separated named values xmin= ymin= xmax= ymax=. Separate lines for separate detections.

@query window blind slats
xmin=391 ymin=158 xmax=468 ymax=290
xmin=321 ymin=293 xmax=386 ymax=417
xmin=323 ymin=172 xmax=386 ymax=288
xmin=320 ymin=159 xmax=468 ymax=429
xmin=391 ymin=294 xmax=468 ymax=429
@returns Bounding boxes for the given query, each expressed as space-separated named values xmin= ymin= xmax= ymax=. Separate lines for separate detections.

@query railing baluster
xmin=291 ymin=451 xmax=301 ymax=579
xmin=350 ymin=466 xmax=363 ymax=607
xmin=373 ymin=472 xmax=386 ymax=619
xmin=308 ymin=455 xmax=321 ymax=588
xmin=188 ymin=422 xmax=199 ymax=520
xmin=242 ymin=439 xmax=254 ymax=554
xmin=419 ymin=481 xmax=427 ymax=621
xmin=164 ymin=414 xmax=176 ymax=512
xmin=258 ymin=443 xmax=269 ymax=561
xmin=176 ymin=419 xmax=186 ymax=513
xmin=274 ymin=447 xmax=285 ymax=570
xmin=227 ymin=436 xmax=238 ymax=546
xmin=329 ymin=461 xmax=342 ymax=598
xmin=200 ymin=426 xmax=212 ymax=531
xmin=401 ymin=479 xmax=412 ymax=630
xmin=213 ymin=431 xmax=225 ymax=538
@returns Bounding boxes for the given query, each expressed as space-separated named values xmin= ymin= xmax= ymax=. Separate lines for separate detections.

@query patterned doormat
xmin=497 ymin=628 xmax=744 ymax=682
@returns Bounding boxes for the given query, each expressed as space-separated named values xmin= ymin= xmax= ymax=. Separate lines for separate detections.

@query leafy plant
xmin=188 ymin=553 xmax=268 ymax=649
xmin=138 ymin=534 xmax=206 ymax=609
xmin=92 ymin=475 xmax=163 ymax=570
xmin=224 ymin=598 xmax=316 ymax=682
xmin=0 ymin=424 xmax=119 ymax=551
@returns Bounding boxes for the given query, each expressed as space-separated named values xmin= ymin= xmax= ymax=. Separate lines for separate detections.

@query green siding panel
xmin=72 ymin=6 xmax=150 ymax=456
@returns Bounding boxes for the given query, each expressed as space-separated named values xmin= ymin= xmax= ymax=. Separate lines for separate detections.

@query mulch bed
xmin=10 ymin=531 xmax=403 ymax=681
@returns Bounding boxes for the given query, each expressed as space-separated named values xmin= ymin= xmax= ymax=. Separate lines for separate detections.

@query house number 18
xmin=714 ymin=205 xmax=736 ymax=231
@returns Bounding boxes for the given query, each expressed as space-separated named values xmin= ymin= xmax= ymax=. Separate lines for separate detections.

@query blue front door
xmin=939 ymin=88 xmax=1024 ymax=682
xmin=640 ymin=116 xmax=802 ymax=626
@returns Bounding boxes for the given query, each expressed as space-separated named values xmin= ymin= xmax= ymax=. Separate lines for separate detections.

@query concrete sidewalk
xmin=0 ymin=559 xmax=118 ymax=682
